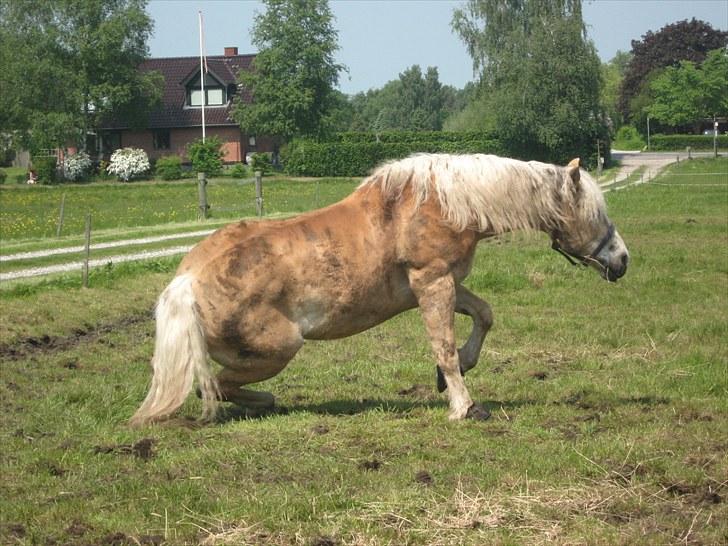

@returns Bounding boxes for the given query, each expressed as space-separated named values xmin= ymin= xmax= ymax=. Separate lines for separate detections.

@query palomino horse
xmin=131 ymin=154 xmax=628 ymax=425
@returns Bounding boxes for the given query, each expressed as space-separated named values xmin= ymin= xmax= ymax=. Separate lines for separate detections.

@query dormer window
xmin=186 ymin=72 xmax=226 ymax=107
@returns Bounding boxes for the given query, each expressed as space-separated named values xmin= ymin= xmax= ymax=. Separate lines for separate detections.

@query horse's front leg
xmin=409 ymin=270 xmax=490 ymax=421
xmin=437 ymin=285 xmax=494 ymax=392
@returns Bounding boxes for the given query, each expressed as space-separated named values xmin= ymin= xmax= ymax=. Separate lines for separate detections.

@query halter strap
xmin=552 ymin=223 xmax=615 ymax=267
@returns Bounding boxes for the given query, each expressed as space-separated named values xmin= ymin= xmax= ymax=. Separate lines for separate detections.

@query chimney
xmin=224 ymin=46 xmax=238 ymax=57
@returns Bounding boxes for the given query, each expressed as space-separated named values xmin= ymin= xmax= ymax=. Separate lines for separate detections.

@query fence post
xmin=197 ymin=172 xmax=208 ymax=219
xmin=686 ymin=146 xmax=692 ymax=160
xmin=255 ymin=171 xmax=264 ymax=217
xmin=82 ymin=213 xmax=91 ymax=288
xmin=56 ymin=193 xmax=66 ymax=238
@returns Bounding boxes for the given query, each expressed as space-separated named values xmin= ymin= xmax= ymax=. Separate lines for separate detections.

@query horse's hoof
xmin=466 ymin=403 xmax=491 ymax=421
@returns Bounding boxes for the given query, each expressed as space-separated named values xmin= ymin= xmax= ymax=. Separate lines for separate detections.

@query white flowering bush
xmin=107 ymin=147 xmax=150 ymax=181
xmin=62 ymin=151 xmax=92 ymax=181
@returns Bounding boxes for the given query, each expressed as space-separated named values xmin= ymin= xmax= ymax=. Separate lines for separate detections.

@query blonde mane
xmin=359 ymin=154 xmax=606 ymax=234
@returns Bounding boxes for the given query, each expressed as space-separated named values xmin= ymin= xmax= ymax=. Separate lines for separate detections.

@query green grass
xmin=0 ymin=177 xmax=358 ymax=241
xmin=0 ymin=159 xmax=726 ymax=545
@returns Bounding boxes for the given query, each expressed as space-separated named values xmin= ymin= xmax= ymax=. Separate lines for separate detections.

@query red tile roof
xmin=101 ymin=54 xmax=255 ymax=130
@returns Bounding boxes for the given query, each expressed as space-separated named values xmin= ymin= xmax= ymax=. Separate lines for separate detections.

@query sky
xmin=147 ymin=0 xmax=728 ymax=95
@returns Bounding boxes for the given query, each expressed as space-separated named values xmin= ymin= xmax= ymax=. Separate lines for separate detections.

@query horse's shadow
xmin=213 ymin=396 xmax=538 ymax=424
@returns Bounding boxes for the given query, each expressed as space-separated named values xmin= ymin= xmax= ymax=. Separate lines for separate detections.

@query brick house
xmin=97 ymin=47 xmax=273 ymax=164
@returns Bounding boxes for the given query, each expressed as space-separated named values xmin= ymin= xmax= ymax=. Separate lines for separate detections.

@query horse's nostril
xmin=621 ymin=254 xmax=629 ymax=267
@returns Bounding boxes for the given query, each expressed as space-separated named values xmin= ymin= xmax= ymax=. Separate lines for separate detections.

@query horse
xmin=130 ymin=154 xmax=629 ymax=426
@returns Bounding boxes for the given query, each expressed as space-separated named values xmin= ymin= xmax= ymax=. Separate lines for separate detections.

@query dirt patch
xmin=415 ymin=470 xmax=434 ymax=486
xmin=0 ymin=311 xmax=152 ymax=361
xmin=527 ymin=370 xmax=548 ymax=380
xmin=311 ymin=424 xmax=329 ymax=435
xmin=4 ymin=523 xmax=26 ymax=538
xmin=94 ymin=438 xmax=156 ymax=460
xmin=65 ymin=521 xmax=91 ymax=537
xmin=662 ymin=482 xmax=723 ymax=505
xmin=397 ymin=384 xmax=431 ymax=398
xmin=359 ymin=458 xmax=382 ymax=471
xmin=309 ymin=537 xmax=337 ymax=546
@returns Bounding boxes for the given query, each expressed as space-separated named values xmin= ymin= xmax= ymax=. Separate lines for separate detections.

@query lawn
xmin=0 ymin=177 xmax=359 ymax=241
xmin=0 ymin=158 xmax=726 ymax=545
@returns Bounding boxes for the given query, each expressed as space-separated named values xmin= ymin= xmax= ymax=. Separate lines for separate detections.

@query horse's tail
xmin=130 ymin=274 xmax=219 ymax=426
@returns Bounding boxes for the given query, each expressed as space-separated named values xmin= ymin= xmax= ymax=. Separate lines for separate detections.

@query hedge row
xmin=333 ymin=131 xmax=498 ymax=144
xmin=283 ymin=135 xmax=504 ymax=177
xmin=650 ymin=134 xmax=727 ymax=151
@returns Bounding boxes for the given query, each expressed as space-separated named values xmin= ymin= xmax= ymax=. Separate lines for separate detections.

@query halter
xmin=552 ymin=223 xmax=615 ymax=267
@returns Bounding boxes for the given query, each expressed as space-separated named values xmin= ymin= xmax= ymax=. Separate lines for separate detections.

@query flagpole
xmin=198 ymin=10 xmax=206 ymax=142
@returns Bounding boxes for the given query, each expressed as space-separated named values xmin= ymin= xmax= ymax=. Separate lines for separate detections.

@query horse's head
xmin=550 ymin=158 xmax=629 ymax=282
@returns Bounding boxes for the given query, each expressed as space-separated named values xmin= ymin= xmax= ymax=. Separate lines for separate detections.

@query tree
xmin=0 ymin=0 xmax=161 ymax=153
xmin=601 ymin=51 xmax=632 ymax=129
xmin=452 ymin=0 xmax=607 ymax=165
xmin=618 ymin=19 xmax=728 ymax=123
xmin=233 ymin=0 xmax=344 ymax=142
xmin=347 ymin=65 xmax=458 ymax=132
xmin=648 ymin=49 xmax=728 ymax=131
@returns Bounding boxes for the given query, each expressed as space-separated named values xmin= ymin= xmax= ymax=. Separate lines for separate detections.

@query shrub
xmin=32 ymin=156 xmax=58 ymax=184
xmin=14 ymin=174 xmax=26 ymax=184
xmin=187 ymin=136 xmax=223 ymax=176
xmin=62 ymin=151 xmax=92 ymax=181
xmin=649 ymin=134 xmax=728 ymax=151
xmin=0 ymin=169 xmax=6 ymax=184
xmin=282 ymin=132 xmax=504 ymax=177
xmin=155 ymin=155 xmax=183 ymax=180
xmin=613 ymin=126 xmax=646 ymax=151
xmin=107 ymin=147 xmax=150 ymax=181
xmin=227 ymin=162 xmax=249 ymax=178
xmin=249 ymin=152 xmax=273 ymax=175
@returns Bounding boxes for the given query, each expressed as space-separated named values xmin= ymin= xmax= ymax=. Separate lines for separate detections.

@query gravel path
xmin=1 ymin=245 xmax=194 ymax=282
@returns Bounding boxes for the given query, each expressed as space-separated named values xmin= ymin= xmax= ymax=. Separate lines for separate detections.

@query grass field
xmin=0 ymin=177 xmax=358 ymax=241
xmin=0 ymin=159 xmax=726 ymax=545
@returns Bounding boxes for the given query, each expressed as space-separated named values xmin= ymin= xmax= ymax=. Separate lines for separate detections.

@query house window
xmin=153 ymin=129 xmax=171 ymax=150
xmin=186 ymin=72 xmax=226 ymax=107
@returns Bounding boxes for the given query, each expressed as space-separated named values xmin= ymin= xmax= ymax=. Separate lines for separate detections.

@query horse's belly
xmin=299 ymin=285 xmax=417 ymax=340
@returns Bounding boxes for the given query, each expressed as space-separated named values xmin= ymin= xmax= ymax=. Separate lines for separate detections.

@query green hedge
xmin=283 ymin=132 xmax=504 ymax=177
xmin=32 ymin=156 xmax=57 ymax=184
xmin=650 ymin=134 xmax=727 ymax=151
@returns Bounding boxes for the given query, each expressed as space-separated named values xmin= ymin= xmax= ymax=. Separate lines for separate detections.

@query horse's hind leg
xmin=409 ymin=271 xmax=488 ymax=421
xmin=205 ymin=318 xmax=303 ymax=414
xmin=456 ymin=285 xmax=493 ymax=372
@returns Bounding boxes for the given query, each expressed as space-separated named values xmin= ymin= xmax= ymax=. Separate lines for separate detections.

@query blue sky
xmin=148 ymin=0 xmax=728 ymax=95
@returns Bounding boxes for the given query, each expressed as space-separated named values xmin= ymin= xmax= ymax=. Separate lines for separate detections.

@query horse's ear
xmin=567 ymin=158 xmax=581 ymax=184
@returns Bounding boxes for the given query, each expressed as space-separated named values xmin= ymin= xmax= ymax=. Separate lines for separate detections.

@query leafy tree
xmin=601 ymin=51 xmax=632 ymax=129
xmin=648 ymin=49 xmax=728 ymax=130
xmin=347 ymin=65 xmax=458 ymax=132
xmin=452 ymin=0 xmax=607 ymax=165
xmin=0 ymin=0 xmax=161 ymax=153
xmin=618 ymin=18 xmax=728 ymax=123
xmin=233 ymin=0 xmax=344 ymax=142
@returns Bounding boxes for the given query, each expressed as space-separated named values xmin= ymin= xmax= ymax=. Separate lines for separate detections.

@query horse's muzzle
xmin=606 ymin=253 xmax=629 ymax=282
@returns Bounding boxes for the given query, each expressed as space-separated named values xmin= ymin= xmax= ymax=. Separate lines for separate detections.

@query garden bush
xmin=32 ymin=156 xmax=58 ymax=184
xmin=107 ymin=148 xmax=150 ymax=181
xmin=0 ymin=169 xmax=6 ymax=184
xmin=227 ymin=162 xmax=249 ymax=178
xmin=283 ymin=132 xmax=504 ymax=177
xmin=62 ymin=151 xmax=92 ymax=181
xmin=650 ymin=134 xmax=727 ymax=151
xmin=155 ymin=155 xmax=183 ymax=180
xmin=188 ymin=136 xmax=223 ymax=176
xmin=249 ymin=152 xmax=273 ymax=175
xmin=613 ymin=126 xmax=646 ymax=151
